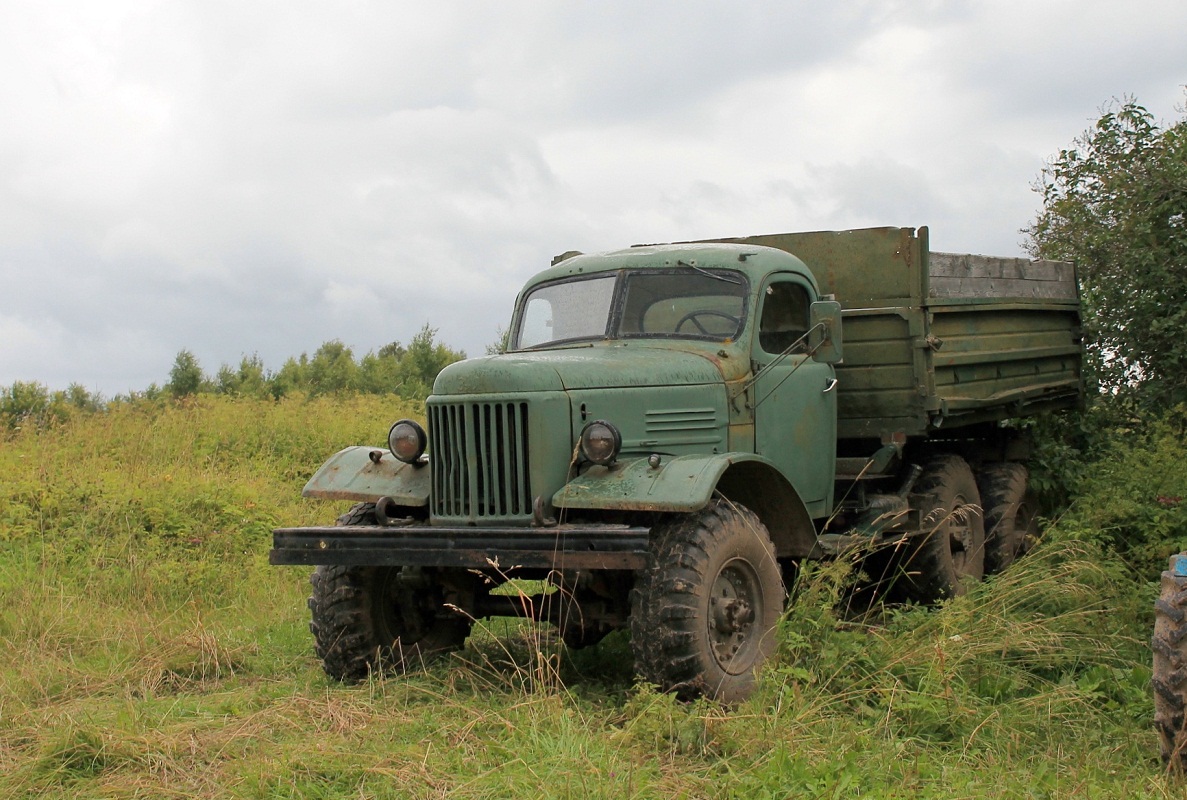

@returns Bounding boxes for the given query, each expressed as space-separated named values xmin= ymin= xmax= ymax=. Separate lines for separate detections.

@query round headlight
xmin=388 ymin=419 xmax=427 ymax=463
xmin=580 ymin=420 xmax=621 ymax=466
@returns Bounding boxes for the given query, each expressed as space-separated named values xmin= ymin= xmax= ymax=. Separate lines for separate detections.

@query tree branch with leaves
xmin=1027 ymin=96 xmax=1187 ymax=406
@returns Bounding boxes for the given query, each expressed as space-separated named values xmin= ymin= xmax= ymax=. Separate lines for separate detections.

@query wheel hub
xmin=712 ymin=596 xmax=754 ymax=634
xmin=708 ymin=560 xmax=763 ymax=671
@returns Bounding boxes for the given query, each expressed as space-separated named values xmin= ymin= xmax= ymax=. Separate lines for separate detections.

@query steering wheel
xmin=675 ymin=309 xmax=741 ymax=336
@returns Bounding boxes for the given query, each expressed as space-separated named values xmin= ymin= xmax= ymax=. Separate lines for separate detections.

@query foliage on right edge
xmin=1027 ymin=96 xmax=1187 ymax=408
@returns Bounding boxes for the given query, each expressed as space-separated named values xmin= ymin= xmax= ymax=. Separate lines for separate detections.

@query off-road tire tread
xmin=902 ymin=454 xmax=985 ymax=603
xmin=308 ymin=565 xmax=381 ymax=681
xmin=307 ymin=503 xmax=467 ymax=682
xmin=630 ymin=500 xmax=784 ymax=703
xmin=1154 ymin=566 xmax=1187 ymax=768
xmin=336 ymin=502 xmax=378 ymax=527
xmin=977 ymin=463 xmax=1035 ymax=574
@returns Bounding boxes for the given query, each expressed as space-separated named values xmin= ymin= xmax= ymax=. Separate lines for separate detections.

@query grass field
xmin=0 ymin=395 xmax=1182 ymax=798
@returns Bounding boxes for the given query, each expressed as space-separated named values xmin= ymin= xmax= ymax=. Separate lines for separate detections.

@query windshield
xmin=512 ymin=267 xmax=748 ymax=350
xmin=515 ymin=275 xmax=616 ymax=349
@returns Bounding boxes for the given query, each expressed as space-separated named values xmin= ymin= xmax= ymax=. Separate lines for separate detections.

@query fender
xmin=552 ymin=452 xmax=793 ymax=513
xmin=553 ymin=453 xmax=818 ymax=557
xmin=301 ymin=446 xmax=429 ymax=505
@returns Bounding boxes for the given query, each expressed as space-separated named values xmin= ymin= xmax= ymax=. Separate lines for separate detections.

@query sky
xmin=1 ymin=0 xmax=1184 ymax=396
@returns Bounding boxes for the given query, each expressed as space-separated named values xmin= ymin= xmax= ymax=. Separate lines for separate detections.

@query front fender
xmin=553 ymin=453 xmax=768 ymax=513
xmin=302 ymin=446 xmax=430 ymax=505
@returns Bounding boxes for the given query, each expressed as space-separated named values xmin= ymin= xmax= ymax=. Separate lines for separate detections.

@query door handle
xmin=823 ymin=378 xmax=838 ymax=393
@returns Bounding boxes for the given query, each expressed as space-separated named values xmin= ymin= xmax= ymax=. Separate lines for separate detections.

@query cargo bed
xmin=702 ymin=226 xmax=1082 ymax=441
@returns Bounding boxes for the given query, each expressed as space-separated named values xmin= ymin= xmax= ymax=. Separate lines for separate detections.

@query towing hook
xmin=375 ymin=496 xmax=416 ymax=527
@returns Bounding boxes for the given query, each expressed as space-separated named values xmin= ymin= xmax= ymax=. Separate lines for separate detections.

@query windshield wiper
xmin=677 ymin=260 xmax=742 ymax=284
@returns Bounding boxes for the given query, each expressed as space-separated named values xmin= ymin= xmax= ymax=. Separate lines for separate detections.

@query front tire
xmin=307 ymin=503 xmax=470 ymax=681
xmin=631 ymin=500 xmax=784 ymax=704
xmin=335 ymin=501 xmax=378 ymax=527
xmin=308 ymin=565 xmax=471 ymax=681
xmin=1154 ymin=556 xmax=1187 ymax=768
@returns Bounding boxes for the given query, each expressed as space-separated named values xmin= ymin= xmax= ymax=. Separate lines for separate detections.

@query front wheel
xmin=631 ymin=500 xmax=784 ymax=704
xmin=309 ymin=565 xmax=472 ymax=681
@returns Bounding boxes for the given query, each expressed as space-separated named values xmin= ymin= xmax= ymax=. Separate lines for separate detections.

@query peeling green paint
xmin=302 ymin=445 xmax=430 ymax=505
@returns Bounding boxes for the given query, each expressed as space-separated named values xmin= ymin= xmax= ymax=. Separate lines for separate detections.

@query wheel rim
xmin=375 ymin=568 xmax=433 ymax=647
xmin=1014 ymin=498 xmax=1038 ymax=556
xmin=708 ymin=557 xmax=765 ymax=675
xmin=946 ymin=493 xmax=975 ymax=575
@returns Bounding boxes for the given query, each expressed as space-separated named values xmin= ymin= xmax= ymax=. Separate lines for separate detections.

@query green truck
xmin=271 ymin=225 xmax=1082 ymax=702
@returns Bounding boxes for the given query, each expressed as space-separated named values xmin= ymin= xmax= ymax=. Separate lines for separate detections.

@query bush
xmin=1051 ymin=405 xmax=1187 ymax=572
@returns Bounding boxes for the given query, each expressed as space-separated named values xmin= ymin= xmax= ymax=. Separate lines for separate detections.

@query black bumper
xmin=269 ymin=523 xmax=651 ymax=570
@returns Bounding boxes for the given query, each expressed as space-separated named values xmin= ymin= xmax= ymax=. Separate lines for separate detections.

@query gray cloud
xmin=1 ymin=0 xmax=1184 ymax=394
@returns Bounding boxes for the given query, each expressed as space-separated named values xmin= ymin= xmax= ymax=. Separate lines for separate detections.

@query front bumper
xmin=270 ymin=523 xmax=650 ymax=570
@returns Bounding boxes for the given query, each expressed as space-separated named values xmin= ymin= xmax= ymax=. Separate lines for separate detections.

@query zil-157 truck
xmin=271 ymin=225 xmax=1082 ymax=702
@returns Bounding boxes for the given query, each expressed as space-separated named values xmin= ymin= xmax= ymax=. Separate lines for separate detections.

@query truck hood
xmin=433 ymin=344 xmax=743 ymax=395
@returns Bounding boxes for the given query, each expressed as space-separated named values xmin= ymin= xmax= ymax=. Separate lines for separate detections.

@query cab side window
xmin=759 ymin=282 xmax=810 ymax=355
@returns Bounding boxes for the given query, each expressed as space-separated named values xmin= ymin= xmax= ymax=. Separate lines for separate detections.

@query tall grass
xmin=0 ymin=396 xmax=1179 ymax=798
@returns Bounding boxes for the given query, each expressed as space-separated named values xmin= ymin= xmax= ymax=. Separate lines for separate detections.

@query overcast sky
xmin=2 ymin=1 xmax=1184 ymax=395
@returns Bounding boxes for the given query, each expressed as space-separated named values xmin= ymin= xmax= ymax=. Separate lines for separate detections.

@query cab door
xmin=750 ymin=276 xmax=836 ymax=513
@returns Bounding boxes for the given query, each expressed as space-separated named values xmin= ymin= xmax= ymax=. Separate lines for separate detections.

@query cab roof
xmin=525 ymin=242 xmax=819 ymax=294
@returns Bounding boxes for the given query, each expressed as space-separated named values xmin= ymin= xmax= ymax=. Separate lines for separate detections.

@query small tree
xmin=269 ymin=354 xmax=310 ymax=399
xmin=1027 ymin=97 xmax=1187 ymax=406
xmin=63 ymin=383 xmax=101 ymax=411
xmin=485 ymin=326 xmax=511 ymax=356
xmin=216 ymin=354 xmax=269 ymax=398
xmin=167 ymin=350 xmax=207 ymax=398
xmin=401 ymin=324 xmax=465 ymax=399
xmin=358 ymin=349 xmax=403 ymax=395
xmin=377 ymin=341 xmax=406 ymax=361
xmin=307 ymin=340 xmax=359 ymax=395
xmin=1 ymin=381 xmax=52 ymax=427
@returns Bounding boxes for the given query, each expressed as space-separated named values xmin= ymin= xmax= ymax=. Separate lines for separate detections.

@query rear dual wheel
xmin=978 ymin=463 xmax=1038 ymax=574
xmin=900 ymin=456 xmax=1045 ymax=602
xmin=902 ymin=455 xmax=985 ymax=603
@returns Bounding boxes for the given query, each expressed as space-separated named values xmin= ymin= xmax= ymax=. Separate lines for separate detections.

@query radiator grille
xmin=428 ymin=401 xmax=532 ymax=521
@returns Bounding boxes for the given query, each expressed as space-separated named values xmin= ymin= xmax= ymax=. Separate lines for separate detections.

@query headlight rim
xmin=388 ymin=419 xmax=427 ymax=464
xmin=579 ymin=419 xmax=621 ymax=466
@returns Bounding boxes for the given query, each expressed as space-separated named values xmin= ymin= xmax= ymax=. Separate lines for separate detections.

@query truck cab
xmin=427 ymin=243 xmax=841 ymax=536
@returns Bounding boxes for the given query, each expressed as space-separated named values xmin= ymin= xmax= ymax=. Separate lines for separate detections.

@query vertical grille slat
xmin=490 ymin=406 xmax=503 ymax=516
xmin=514 ymin=402 xmax=530 ymax=514
xmin=443 ymin=406 xmax=454 ymax=515
xmin=454 ymin=405 xmax=469 ymax=515
xmin=474 ymin=404 xmax=487 ymax=515
xmin=428 ymin=406 xmax=444 ymax=514
xmin=502 ymin=403 xmax=515 ymax=515
xmin=429 ymin=400 xmax=532 ymax=522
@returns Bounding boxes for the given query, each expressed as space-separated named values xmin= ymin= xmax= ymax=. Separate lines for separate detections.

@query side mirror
xmin=809 ymin=301 xmax=844 ymax=364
